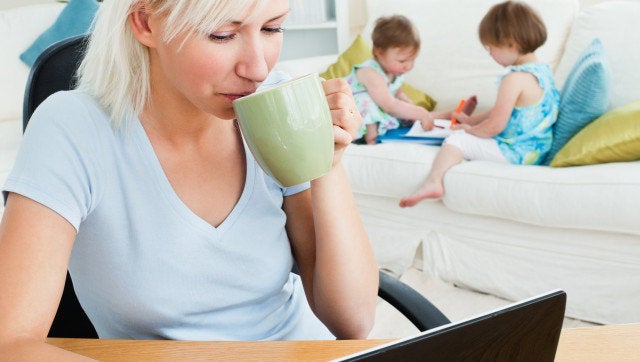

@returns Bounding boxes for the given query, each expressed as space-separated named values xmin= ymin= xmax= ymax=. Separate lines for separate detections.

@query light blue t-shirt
xmin=3 ymin=83 xmax=333 ymax=340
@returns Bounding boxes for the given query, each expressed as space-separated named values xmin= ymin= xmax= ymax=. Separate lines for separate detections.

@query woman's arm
xmin=285 ymin=79 xmax=378 ymax=340
xmin=356 ymin=68 xmax=433 ymax=125
xmin=0 ymin=193 xmax=88 ymax=360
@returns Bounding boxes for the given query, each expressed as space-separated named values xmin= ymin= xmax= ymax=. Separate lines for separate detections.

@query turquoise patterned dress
xmin=343 ymin=59 xmax=405 ymax=138
xmin=495 ymin=62 xmax=560 ymax=165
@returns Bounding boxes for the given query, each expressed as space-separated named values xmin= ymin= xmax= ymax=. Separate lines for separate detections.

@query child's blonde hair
xmin=478 ymin=1 xmax=546 ymax=54
xmin=371 ymin=15 xmax=420 ymax=56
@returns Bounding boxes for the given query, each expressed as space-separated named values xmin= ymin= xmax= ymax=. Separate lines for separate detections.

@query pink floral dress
xmin=343 ymin=59 xmax=405 ymax=138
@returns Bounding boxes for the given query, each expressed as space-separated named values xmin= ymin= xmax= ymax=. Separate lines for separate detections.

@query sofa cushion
xmin=442 ymin=159 xmax=640 ymax=235
xmin=543 ymin=38 xmax=611 ymax=165
xmin=19 ymin=0 xmax=98 ymax=66
xmin=0 ymin=3 xmax=64 ymax=121
xmin=321 ymin=35 xmax=370 ymax=81
xmin=551 ymin=99 xmax=640 ymax=167
xmin=343 ymin=142 xmax=640 ymax=236
xmin=554 ymin=1 xmax=640 ymax=110
xmin=362 ymin=0 xmax=579 ymax=112
xmin=321 ymin=35 xmax=436 ymax=111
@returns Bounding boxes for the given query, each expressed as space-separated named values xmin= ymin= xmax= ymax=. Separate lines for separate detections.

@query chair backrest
xmin=23 ymin=34 xmax=98 ymax=338
xmin=23 ymin=34 xmax=450 ymax=339
xmin=23 ymin=34 xmax=88 ymax=132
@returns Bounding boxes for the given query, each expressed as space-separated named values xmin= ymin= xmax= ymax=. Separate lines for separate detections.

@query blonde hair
xmin=77 ymin=0 xmax=268 ymax=130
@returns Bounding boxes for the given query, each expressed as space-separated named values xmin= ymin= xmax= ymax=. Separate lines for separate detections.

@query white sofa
xmin=277 ymin=0 xmax=640 ymax=326
xmin=1 ymin=0 xmax=639 ymax=326
xmin=0 ymin=1 xmax=66 ymax=207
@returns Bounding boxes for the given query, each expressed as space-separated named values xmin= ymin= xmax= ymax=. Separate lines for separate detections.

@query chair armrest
xmin=378 ymin=270 xmax=451 ymax=332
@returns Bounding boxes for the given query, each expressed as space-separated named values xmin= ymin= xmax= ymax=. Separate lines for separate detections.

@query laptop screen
xmin=335 ymin=289 xmax=566 ymax=362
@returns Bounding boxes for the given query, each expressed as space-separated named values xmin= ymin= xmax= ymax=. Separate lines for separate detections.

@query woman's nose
xmin=235 ymin=40 xmax=269 ymax=82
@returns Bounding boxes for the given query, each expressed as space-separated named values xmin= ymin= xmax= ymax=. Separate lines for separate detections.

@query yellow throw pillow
xmin=320 ymin=34 xmax=371 ymax=79
xmin=550 ymin=99 xmax=640 ymax=167
xmin=320 ymin=35 xmax=437 ymax=111
xmin=401 ymin=83 xmax=436 ymax=111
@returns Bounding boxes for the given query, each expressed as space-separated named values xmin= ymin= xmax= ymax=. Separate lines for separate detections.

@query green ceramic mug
xmin=233 ymin=73 xmax=334 ymax=187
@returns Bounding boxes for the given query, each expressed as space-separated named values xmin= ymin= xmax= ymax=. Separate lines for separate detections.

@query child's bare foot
xmin=399 ymin=182 xmax=444 ymax=207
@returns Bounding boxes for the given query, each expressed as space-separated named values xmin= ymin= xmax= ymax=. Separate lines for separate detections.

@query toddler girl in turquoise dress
xmin=400 ymin=0 xmax=560 ymax=207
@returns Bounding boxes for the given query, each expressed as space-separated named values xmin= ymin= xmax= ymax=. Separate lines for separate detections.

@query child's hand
xmin=451 ymin=123 xmax=471 ymax=131
xmin=419 ymin=113 xmax=436 ymax=130
xmin=322 ymin=78 xmax=361 ymax=159
xmin=452 ymin=111 xmax=471 ymax=124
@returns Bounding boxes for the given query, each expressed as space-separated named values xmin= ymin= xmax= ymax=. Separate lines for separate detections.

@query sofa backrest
xmin=553 ymin=1 xmax=640 ymax=111
xmin=361 ymin=0 xmax=579 ymax=112
xmin=0 ymin=2 xmax=64 ymax=123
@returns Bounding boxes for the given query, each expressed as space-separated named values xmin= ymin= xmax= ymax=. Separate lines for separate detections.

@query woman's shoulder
xmin=28 ymin=90 xmax=112 ymax=134
xmin=34 ymin=90 xmax=103 ymax=118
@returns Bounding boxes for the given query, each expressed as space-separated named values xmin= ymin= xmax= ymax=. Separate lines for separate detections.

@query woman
xmin=0 ymin=0 xmax=378 ymax=357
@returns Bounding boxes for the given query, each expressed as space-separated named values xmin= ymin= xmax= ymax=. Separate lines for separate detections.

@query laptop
xmin=334 ymin=289 xmax=566 ymax=362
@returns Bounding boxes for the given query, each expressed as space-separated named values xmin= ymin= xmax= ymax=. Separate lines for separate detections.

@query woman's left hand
xmin=322 ymin=78 xmax=361 ymax=162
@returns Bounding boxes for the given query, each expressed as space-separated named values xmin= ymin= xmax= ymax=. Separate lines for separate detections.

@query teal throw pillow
xmin=19 ymin=0 xmax=99 ymax=67
xmin=542 ymin=38 xmax=611 ymax=165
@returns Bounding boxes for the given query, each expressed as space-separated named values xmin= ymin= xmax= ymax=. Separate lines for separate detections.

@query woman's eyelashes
xmin=208 ymin=26 xmax=284 ymax=43
xmin=263 ymin=26 xmax=284 ymax=34
xmin=208 ymin=32 xmax=234 ymax=42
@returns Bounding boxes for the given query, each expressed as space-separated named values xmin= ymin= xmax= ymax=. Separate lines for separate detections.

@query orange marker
xmin=450 ymin=99 xmax=466 ymax=128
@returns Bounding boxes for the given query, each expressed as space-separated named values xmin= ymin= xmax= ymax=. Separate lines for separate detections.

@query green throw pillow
xmin=550 ymin=99 xmax=640 ymax=167
xmin=320 ymin=35 xmax=437 ymax=111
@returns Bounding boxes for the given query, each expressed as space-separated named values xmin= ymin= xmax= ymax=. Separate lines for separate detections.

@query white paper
xmin=404 ymin=119 xmax=452 ymax=138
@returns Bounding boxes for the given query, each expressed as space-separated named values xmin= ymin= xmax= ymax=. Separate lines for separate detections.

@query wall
xmin=0 ymin=0 xmax=55 ymax=11
xmin=345 ymin=0 xmax=635 ymax=44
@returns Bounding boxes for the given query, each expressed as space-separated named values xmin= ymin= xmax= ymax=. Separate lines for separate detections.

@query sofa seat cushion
xmin=343 ymin=143 xmax=640 ymax=236
xmin=444 ymin=160 xmax=640 ymax=235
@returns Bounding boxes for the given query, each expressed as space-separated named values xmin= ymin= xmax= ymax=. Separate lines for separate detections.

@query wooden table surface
xmin=46 ymin=323 xmax=640 ymax=361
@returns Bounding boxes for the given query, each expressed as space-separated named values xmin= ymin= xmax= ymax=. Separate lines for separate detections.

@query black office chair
xmin=23 ymin=35 xmax=451 ymax=339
